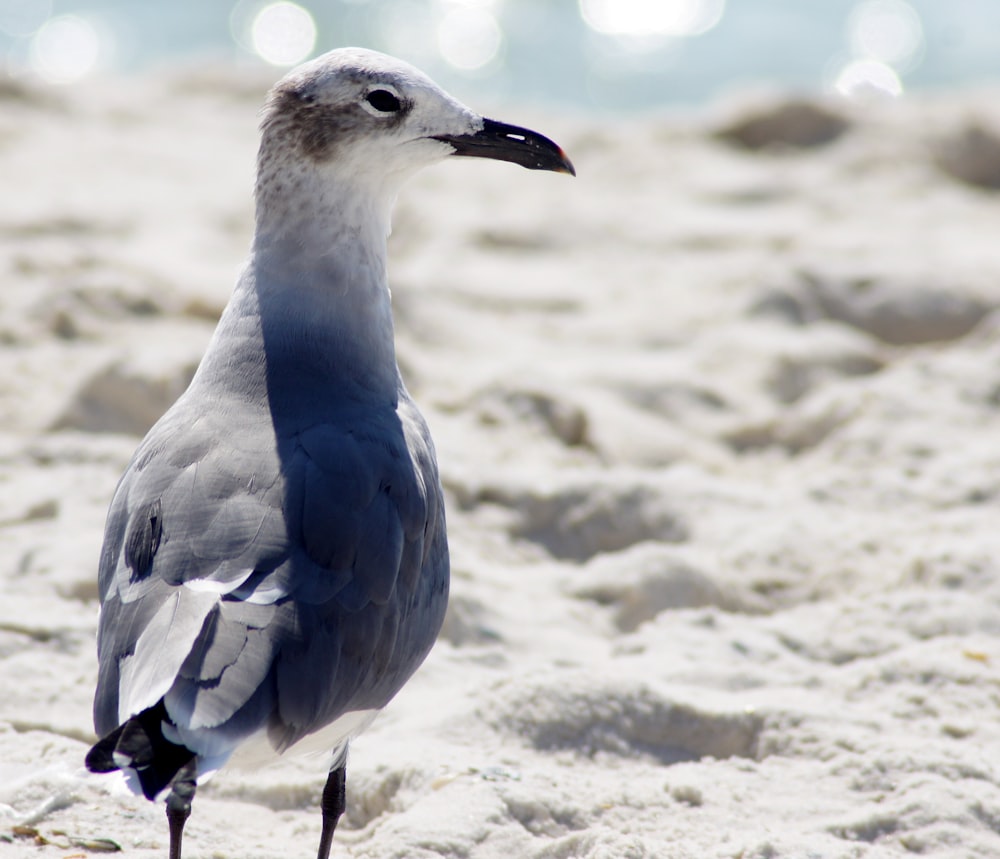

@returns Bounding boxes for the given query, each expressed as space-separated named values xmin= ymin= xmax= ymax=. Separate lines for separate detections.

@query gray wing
xmin=93 ymin=394 xmax=449 ymax=757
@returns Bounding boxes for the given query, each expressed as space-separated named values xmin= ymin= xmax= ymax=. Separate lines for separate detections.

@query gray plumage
xmin=86 ymin=46 xmax=573 ymax=859
xmin=94 ymin=386 xmax=447 ymax=756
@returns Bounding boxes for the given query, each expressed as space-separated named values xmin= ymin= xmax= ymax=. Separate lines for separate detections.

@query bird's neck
xmin=196 ymin=172 xmax=402 ymax=413
xmin=252 ymin=160 xmax=396 ymax=262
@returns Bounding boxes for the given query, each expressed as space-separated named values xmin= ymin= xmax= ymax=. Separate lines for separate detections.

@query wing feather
xmin=116 ymin=588 xmax=218 ymax=724
xmin=93 ymin=395 xmax=449 ymax=764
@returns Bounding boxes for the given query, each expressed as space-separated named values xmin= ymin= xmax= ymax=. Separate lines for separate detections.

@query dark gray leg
xmin=165 ymin=760 xmax=198 ymax=859
xmin=316 ymin=765 xmax=347 ymax=859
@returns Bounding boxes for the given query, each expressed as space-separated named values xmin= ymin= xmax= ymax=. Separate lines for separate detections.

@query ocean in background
xmin=2 ymin=0 xmax=999 ymax=112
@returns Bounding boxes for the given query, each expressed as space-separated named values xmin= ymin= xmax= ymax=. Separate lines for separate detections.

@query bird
xmin=84 ymin=47 xmax=573 ymax=859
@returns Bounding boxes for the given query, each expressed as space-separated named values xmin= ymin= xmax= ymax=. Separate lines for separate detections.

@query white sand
xmin=2 ymin=66 xmax=1000 ymax=858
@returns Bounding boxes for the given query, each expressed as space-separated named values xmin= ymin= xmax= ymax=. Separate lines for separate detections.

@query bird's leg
xmin=316 ymin=765 xmax=347 ymax=859
xmin=165 ymin=760 xmax=198 ymax=859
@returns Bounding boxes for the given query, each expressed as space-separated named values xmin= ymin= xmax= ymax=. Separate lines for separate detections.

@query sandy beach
xmin=2 ymin=64 xmax=1000 ymax=858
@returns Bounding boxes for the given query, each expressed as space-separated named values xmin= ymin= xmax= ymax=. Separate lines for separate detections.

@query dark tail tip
xmin=85 ymin=725 xmax=126 ymax=773
xmin=85 ymin=702 xmax=196 ymax=801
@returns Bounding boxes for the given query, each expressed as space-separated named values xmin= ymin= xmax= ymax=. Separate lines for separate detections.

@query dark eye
xmin=365 ymin=89 xmax=402 ymax=113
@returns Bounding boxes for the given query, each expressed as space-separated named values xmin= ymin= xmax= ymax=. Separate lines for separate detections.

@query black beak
xmin=433 ymin=118 xmax=575 ymax=176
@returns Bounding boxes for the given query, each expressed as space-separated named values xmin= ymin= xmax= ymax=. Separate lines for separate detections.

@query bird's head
xmin=256 ymin=47 xmax=573 ymax=219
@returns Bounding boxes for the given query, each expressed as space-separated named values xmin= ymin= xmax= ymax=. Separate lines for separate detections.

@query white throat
xmin=193 ymin=165 xmax=403 ymax=411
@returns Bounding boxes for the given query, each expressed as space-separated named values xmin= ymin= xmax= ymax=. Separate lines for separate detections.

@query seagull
xmin=84 ymin=47 xmax=573 ymax=859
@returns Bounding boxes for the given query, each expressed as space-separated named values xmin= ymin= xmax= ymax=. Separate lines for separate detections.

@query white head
xmin=254 ymin=48 xmax=573 ymax=241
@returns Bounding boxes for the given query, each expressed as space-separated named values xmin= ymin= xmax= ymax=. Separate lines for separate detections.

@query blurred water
xmin=1 ymin=0 xmax=998 ymax=112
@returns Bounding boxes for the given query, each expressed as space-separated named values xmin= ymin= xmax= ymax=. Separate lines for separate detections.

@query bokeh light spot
xmin=437 ymin=5 xmax=502 ymax=71
xmin=579 ymin=0 xmax=725 ymax=38
xmin=834 ymin=58 xmax=903 ymax=99
xmin=251 ymin=2 xmax=316 ymax=67
xmin=377 ymin=1 xmax=436 ymax=67
xmin=30 ymin=14 xmax=101 ymax=83
xmin=847 ymin=0 xmax=923 ymax=70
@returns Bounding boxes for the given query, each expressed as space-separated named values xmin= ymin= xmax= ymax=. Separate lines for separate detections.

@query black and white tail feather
xmin=86 ymin=701 xmax=195 ymax=801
